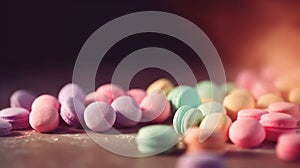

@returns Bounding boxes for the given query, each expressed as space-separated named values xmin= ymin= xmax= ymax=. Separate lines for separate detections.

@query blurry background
xmin=2 ymin=0 xmax=300 ymax=108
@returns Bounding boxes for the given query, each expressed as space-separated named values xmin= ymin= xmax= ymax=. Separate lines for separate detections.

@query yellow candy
xmin=146 ymin=78 xmax=174 ymax=95
xmin=257 ymin=93 xmax=284 ymax=109
xmin=229 ymin=88 xmax=252 ymax=97
xmin=288 ymin=87 xmax=300 ymax=106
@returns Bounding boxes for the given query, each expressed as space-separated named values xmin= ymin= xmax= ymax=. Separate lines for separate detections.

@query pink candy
xmin=276 ymin=133 xmax=300 ymax=161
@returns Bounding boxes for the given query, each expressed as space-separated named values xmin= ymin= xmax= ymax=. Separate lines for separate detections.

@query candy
xmin=60 ymin=98 xmax=85 ymax=128
xmin=196 ymin=80 xmax=223 ymax=103
xmin=29 ymin=94 xmax=60 ymax=132
xmin=229 ymin=118 xmax=265 ymax=148
xmin=219 ymin=82 xmax=236 ymax=96
xmin=176 ymin=153 xmax=225 ymax=168
xmin=167 ymin=86 xmax=201 ymax=111
xmin=127 ymin=88 xmax=147 ymax=104
xmin=0 ymin=107 xmax=30 ymax=130
xmin=140 ymin=92 xmax=171 ymax=123
xmin=111 ymin=96 xmax=142 ymax=127
xmin=197 ymin=101 xmax=226 ymax=117
xmin=146 ymin=78 xmax=174 ymax=95
xmin=10 ymin=89 xmax=36 ymax=111
xmin=256 ymin=93 xmax=283 ymax=109
xmin=288 ymin=87 xmax=300 ymax=106
xmin=276 ymin=133 xmax=300 ymax=161
xmin=268 ymin=102 xmax=299 ymax=118
xmin=58 ymin=83 xmax=86 ymax=104
xmin=199 ymin=113 xmax=232 ymax=141
xmin=84 ymin=91 xmax=110 ymax=106
xmin=173 ymin=106 xmax=203 ymax=136
xmin=136 ymin=125 xmax=178 ymax=155
xmin=84 ymin=102 xmax=116 ymax=132
xmin=235 ymin=69 xmax=257 ymax=90
xmin=96 ymin=84 xmax=126 ymax=104
xmin=0 ymin=119 xmax=12 ymax=136
xmin=250 ymin=80 xmax=278 ymax=100
xmin=237 ymin=109 xmax=268 ymax=121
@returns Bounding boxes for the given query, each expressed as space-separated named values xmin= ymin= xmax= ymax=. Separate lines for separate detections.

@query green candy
xmin=197 ymin=101 xmax=226 ymax=116
xmin=173 ymin=105 xmax=203 ymax=136
xmin=167 ymin=86 xmax=201 ymax=111
xmin=196 ymin=80 xmax=224 ymax=102
xmin=136 ymin=125 xmax=179 ymax=155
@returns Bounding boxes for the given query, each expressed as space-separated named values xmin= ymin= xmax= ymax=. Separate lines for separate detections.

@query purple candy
xmin=0 ymin=107 xmax=30 ymax=130
xmin=0 ymin=119 xmax=12 ymax=136
xmin=10 ymin=90 xmax=36 ymax=111
xmin=58 ymin=83 xmax=86 ymax=104
xmin=60 ymin=98 xmax=85 ymax=127
xmin=84 ymin=102 xmax=116 ymax=132
xmin=111 ymin=96 xmax=142 ymax=128
xmin=176 ymin=153 xmax=225 ymax=168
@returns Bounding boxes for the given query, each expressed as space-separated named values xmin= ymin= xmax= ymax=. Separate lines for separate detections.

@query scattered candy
xmin=146 ymin=78 xmax=174 ymax=95
xmin=60 ymin=98 xmax=85 ymax=127
xmin=10 ymin=89 xmax=36 ymax=111
xmin=237 ymin=108 xmax=268 ymax=121
xmin=0 ymin=107 xmax=30 ymax=130
xmin=197 ymin=101 xmax=226 ymax=117
xmin=96 ymin=83 xmax=126 ymax=104
xmin=58 ymin=83 xmax=86 ymax=104
xmin=196 ymin=80 xmax=223 ymax=103
xmin=256 ymin=93 xmax=284 ymax=109
xmin=127 ymin=88 xmax=147 ymax=104
xmin=276 ymin=133 xmax=300 ymax=161
xmin=268 ymin=102 xmax=300 ymax=118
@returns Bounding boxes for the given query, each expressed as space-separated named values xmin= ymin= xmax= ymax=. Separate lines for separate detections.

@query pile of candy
xmin=0 ymin=68 xmax=300 ymax=167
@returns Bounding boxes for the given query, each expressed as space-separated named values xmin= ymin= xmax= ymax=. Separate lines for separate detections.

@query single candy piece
xmin=58 ymin=83 xmax=86 ymax=104
xmin=237 ymin=109 xmax=268 ymax=121
xmin=140 ymin=92 xmax=171 ymax=123
xmin=275 ymin=77 xmax=300 ymax=100
xmin=196 ymin=80 xmax=223 ymax=103
xmin=256 ymin=93 xmax=284 ymax=109
xmin=0 ymin=119 xmax=12 ymax=136
xmin=268 ymin=102 xmax=300 ymax=118
xmin=84 ymin=102 xmax=116 ymax=132
xmin=199 ymin=113 xmax=232 ymax=141
xmin=10 ymin=89 xmax=36 ymax=111
xmin=197 ymin=101 xmax=226 ymax=117
xmin=146 ymin=78 xmax=174 ymax=95
xmin=96 ymin=83 xmax=126 ymax=104
xmin=60 ymin=98 xmax=85 ymax=127
xmin=31 ymin=94 xmax=60 ymax=111
xmin=288 ymin=87 xmax=300 ymax=106
xmin=276 ymin=133 xmax=300 ymax=161
xmin=173 ymin=105 xmax=203 ymax=135
xmin=176 ymin=153 xmax=225 ymax=168
xmin=250 ymin=80 xmax=279 ymax=100
xmin=229 ymin=118 xmax=265 ymax=148
xmin=167 ymin=86 xmax=201 ymax=111
xmin=264 ymin=127 xmax=296 ymax=142
xmin=0 ymin=107 xmax=30 ymax=130
xmin=127 ymin=88 xmax=147 ymax=104
xmin=111 ymin=96 xmax=142 ymax=127
xmin=223 ymin=92 xmax=255 ymax=121
xmin=184 ymin=127 xmax=225 ymax=153
xmin=136 ymin=125 xmax=178 ymax=155
xmin=235 ymin=69 xmax=257 ymax=90
xmin=84 ymin=91 xmax=110 ymax=106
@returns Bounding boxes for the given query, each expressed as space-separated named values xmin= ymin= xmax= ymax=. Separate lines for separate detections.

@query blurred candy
xmin=96 ymin=83 xmax=126 ymax=104
xmin=10 ymin=89 xmax=36 ymax=111
xmin=256 ymin=93 xmax=284 ymax=109
xmin=146 ymin=78 xmax=174 ymax=95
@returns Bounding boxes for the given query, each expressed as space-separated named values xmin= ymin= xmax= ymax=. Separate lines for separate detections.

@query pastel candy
xmin=288 ymin=87 xmax=300 ymax=106
xmin=84 ymin=102 xmax=116 ymax=132
xmin=10 ymin=89 xmax=36 ymax=111
xmin=276 ymin=133 xmax=300 ymax=161
xmin=199 ymin=113 xmax=232 ymax=141
xmin=0 ymin=119 xmax=12 ymax=136
xmin=176 ymin=153 xmax=225 ymax=168
xmin=196 ymin=80 xmax=223 ymax=103
xmin=84 ymin=91 xmax=110 ymax=106
xmin=197 ymin=101 xmax=226 ymax=117
xmin=275 ymin=77 xmax=300 ymax=100
xmin=256 ymin=93 xmax=283 ymax=109
xmin=167 ymin=86 xmax=201 ymax=111
xmin=228 ymin=88 xmax=253 ymax=97
xmin=235 ymin=69 xmax=257 ymax=90
xmin=140 ymin=92 xmax=171 ymax=123
xmin=268 ymin=102 xmax=300 ymax=118
xmin=146 ymin=78 xmax=174 ymax=95
xmin=111 ymin=96 xmax=142 ymax=127
xmin=229 ymin=118 xmax=265 ymax=148
xmin=31 ymin=94 xmax=60 ymax=111
xmin=96 ymin=84 xmax=126 ymax=104
xmin=127 ymin=89 xmax=147 ymax=104
xmin=0 ymin=107 xmax=30 ymax=130
xmin=58 ymin=83 xmax=86 ymax=104
xmin=250 ymin=80 xmax=279 ymax=100
xmin=173 ymin=105 xmax=203 ymax=135
xmin=136 ymin=125 xmax=178 ymax=155
xmin=60 ymin=98 xmax=85 ymax=127
xmin=237 ymin=109 xmax=268 ymax=121
xmin=220 ymin=82 xmax=236 ymax=96
xmin=264 ymin=127 xmax=296 ymax=142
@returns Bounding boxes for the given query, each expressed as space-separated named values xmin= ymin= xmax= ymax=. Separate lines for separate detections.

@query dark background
xmin=2 ymin=0 xmax=300 ymax=108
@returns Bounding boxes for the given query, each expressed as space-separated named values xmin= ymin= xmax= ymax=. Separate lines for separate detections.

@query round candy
xmin=60 ymin=98 xmax=85 ymax=127
xmin=10 ymin=89 xmax=36 ymax=111
xmin=111 ymin=96 xmax=142 ymax=127
xmin=197 ymin=101 xmax=226 ymax=117
xmin=229 ymin=118 xmax=265 ymax=148
xmin=140 ymin=92 xmax=171 ymax=123
xmin=220 ymin=82 xmax=236 ymax=96
xmin=256 ymin=93 xmax=283 ymax=109
xmin=31 ymin=94 xmax=60 ymax=111
xmin=84 ymin=102 xmax=116 ymax=132
xmin=127 ymin=88 xmax=147 ymax=104
xmin=268 ymin=102 xmax=299 ymax=118
xmin=29 ymin=106 xmax=59 ymax=133
xmin=288 ymin=87 xmax=300 ymax=106
xmin=276 ymin=133 xmax=300 ymax=161
xmin=173 ymin=105 xmax=203 ymax=136
xmin=84 ymin=91 xmax=110 ymax=106
xmin=96 ymin=83 xmax=126 ymax=104
xmin=228 ymin=88 xmax=253 ymax=97
xmin=0 ymin=119 xmax=12 ymax=136
xmin=237 ymin=109 xmax=268 ymax=121
xmin=58 ymin=83 xmax=86 ymax=104
xmin=136 ymin=125 xmax=178 ymax=155
xmin=275 ymin=77 xmax=300 ymax=100
xmin=0 ymin=107 xmax=30 ymax=130
xmin=250 ymin=80 xmax=279 ymax=100
xmin=196 ymin=80 xmax=223 ymax=103
xmin=235 ymin=69 xmax=257 ymax=90
xmin=146 ymin=78 xmax=174 ymax=95
xmin=167 ymin=86 xmax=201 ymax=111
xmin=259 ymin=113 xmax=298 ymax=129
xmin=176 ymin=153 xmax=225 ymax=168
